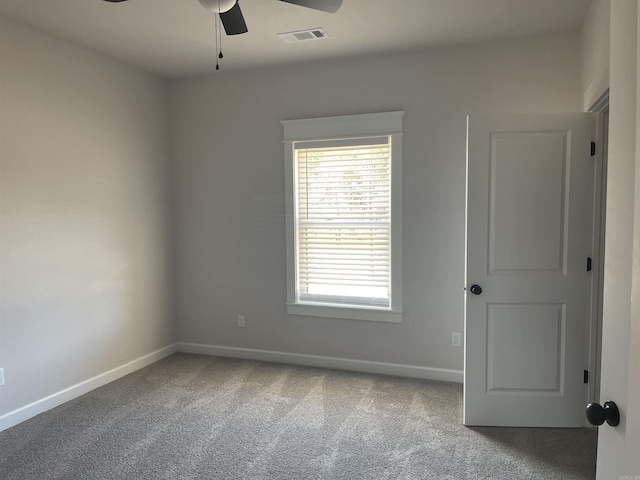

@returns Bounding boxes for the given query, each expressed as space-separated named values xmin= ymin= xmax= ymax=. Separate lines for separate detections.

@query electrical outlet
xmin=237 ymin=315 xmax=245 ymax=328
xmin=0 ymin=368 xmax=4 ymax=386
xmin=451 ymin=332 xmax=461 ymax=347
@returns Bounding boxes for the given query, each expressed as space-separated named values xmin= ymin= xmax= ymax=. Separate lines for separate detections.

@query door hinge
xmin=584 ymin=370 xmax=589 ymax=383
xmin=587 ymin=257 xmax=592 ymax=271
xmin=590 ymin=142 xmax=596 ymax=156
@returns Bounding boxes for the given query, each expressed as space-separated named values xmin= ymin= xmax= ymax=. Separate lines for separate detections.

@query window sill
xmin=286 ymin=303 xmax=403 ymax=323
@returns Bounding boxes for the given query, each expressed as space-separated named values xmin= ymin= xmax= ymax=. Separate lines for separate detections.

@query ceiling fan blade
xmin=102 ymin=0 xmax=130 ymax=2
xmin=278 ymin=0 xmax=342 ymax=14
xmin=220 ymin=1 xmax=248 ymax=35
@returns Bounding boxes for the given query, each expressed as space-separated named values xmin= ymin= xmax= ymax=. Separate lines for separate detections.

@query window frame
xmin=282 ymin=111 xmax=404 ymax=323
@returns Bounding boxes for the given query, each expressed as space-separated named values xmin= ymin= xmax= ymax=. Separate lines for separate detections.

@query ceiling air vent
xmin=278 ymin=28 xmax=329 ymax=44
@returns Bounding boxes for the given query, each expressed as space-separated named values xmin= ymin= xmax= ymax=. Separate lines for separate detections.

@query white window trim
xmin=282 ymin=111 xmax=404 ymax=323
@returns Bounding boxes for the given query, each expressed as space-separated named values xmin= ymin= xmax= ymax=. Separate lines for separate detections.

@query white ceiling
xmin=0 ymin=0 xmax=591 ymax=79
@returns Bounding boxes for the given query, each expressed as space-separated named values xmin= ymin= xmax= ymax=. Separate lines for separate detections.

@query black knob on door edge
xmin=470 ymin=284 xmax=482 ymax=295
xmin=586 ymin=401 xmax=620 ymax=427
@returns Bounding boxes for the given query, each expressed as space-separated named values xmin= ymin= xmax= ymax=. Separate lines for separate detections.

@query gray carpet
xmin=0 ymin=353 xmax=597 ymax=479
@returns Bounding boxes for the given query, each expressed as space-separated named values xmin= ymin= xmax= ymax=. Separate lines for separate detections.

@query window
xmin=282 ymin=112 xmax=403 ymax=322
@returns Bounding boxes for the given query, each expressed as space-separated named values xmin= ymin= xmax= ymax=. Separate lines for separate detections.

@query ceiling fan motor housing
xmin=198 ymin=0 xmax=237 ymax=14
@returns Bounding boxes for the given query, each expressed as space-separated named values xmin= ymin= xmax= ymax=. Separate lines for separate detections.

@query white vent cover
xmin=278 ymin=28 xmax=329 ymax=43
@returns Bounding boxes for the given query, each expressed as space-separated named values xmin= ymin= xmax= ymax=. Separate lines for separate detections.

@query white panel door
xmin=464 ymin=113 xmax=595 ymax=427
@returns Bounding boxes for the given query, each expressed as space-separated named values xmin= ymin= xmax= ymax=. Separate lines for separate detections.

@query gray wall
xmin=581 ymin=0 xmax=610 ymax=109
xmin=0 ymin=19 xmax=175 ymax=417
xmin=171 ymin=33 xmax=582 ymax=372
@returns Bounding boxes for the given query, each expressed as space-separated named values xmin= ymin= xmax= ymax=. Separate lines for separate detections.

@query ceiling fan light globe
xmin=197 ymin=0 xmax=237 ymax=14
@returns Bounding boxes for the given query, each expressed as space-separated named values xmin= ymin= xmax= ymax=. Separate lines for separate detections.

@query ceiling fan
xmin=102 ymin=0 xmax=343 ymax=36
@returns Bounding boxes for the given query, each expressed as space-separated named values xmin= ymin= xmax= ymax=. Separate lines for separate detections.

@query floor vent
xmin=278 ymin=28 xmax=329 ymax=43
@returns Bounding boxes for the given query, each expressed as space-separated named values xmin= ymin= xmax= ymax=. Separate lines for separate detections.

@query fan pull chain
xmin=215 ymin=12 xmax=220 ymax=70
xmin=214 ymin=0 xmax=224 ymax=70
xmin=218 ymin=18 xmax=223 ymax=61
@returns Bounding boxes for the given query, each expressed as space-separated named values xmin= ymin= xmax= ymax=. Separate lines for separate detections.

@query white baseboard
xmin=0 ymin=344 xmax=178 ymax=433
xmin=177 ymin=343 xmax=463 ymax=384
xmin=0 ymin=342 xmax=462 ymax=433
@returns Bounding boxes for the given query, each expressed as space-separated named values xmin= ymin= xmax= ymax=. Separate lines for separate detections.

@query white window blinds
xmin=294 ymin=137 xmax=392 ymax=308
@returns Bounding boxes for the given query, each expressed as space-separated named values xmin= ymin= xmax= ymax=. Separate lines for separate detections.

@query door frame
xmin=587 ymin=90 xmax=610 ymax=408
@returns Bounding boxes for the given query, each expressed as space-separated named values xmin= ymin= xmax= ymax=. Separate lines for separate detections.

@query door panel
xmin=487 ymin=303 xmax=563 ymax=393
xmin=489 ymin=132 xmax=568 ymax=273
xmin=464 ymin=113 xmax=595 ymax=427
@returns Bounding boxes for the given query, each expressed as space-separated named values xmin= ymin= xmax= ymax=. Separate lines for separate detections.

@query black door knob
xmin=470 ymin=284 xmax=482 ymax=295
xmin=586 ymin=401 xmax=620 ymax=427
